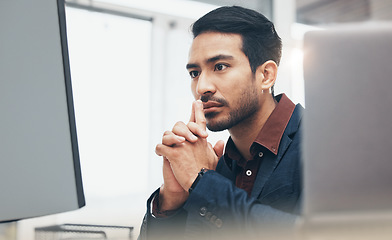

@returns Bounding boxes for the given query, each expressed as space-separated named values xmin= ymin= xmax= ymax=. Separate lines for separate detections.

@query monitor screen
xmin=0 ymin=0 xmax=85 ymax=222
xmin=303 ymin=23 xmax=392 ymax=219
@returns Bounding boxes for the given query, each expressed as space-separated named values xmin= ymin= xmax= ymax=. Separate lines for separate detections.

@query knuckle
xmin=174 ymin=121 xmax=185 ymax=127
xmin=163 ymin=130 xmax=172 ymax=136
xmin=173 ymin=121 xmax=188 ymax=133
xmin=161 ymin=135 xmax=169 ymax=144
xmin=187 ymin=122 xmax=196 ymax=129
xmin=155 ymin=144 xmax=161 ymax=154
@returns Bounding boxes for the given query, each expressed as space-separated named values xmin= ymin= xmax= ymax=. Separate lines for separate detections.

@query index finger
xmin=189 ymin=100 xmax=196 ymax=123
xmin=194 ymin=100 xmax=206 ymax=130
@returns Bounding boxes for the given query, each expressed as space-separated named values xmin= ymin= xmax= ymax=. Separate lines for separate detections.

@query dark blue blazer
xmin=139 ymin=104 xmax=304 ymax=240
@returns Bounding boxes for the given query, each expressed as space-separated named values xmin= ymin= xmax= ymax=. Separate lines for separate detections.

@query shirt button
xmin=210 ymin=215 xmax=217 ymax=223
xmin=199 ymin=207 xmax=207 ymax=217
xmin=246 ymin=170 xmax=252 ymax=176
xmin=215 ymin=218 xmax=223 ymax=228
xmin=258 ymin=152 xmax=263 ymax=158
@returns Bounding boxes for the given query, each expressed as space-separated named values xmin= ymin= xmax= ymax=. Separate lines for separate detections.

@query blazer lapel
xmin=250 ymin=133 xmax=293 ymax=199
xmin=250 ymin=104 xmax=303 ymax=199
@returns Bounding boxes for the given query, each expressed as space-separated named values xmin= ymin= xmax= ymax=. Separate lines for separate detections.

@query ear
xmin=255 ymin=60 xmax=278 ymax=92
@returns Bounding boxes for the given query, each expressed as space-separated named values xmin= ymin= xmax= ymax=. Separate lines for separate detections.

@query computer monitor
xmin=0 ymin=0 xmax=84 ymax=222
xmin=302 ymin=23 xmax=392 ymax=238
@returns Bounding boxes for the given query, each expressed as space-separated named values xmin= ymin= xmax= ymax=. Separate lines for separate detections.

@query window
xmin=66 ymin=6 xmax=152 ymax=204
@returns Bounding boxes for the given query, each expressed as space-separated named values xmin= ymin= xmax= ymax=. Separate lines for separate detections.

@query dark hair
xmin=191 ymin=6 xmax=282 ymax=95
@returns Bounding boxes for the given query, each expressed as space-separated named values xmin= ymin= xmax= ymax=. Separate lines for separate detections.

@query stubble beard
xmin=205 ymin=86 xmax=260 ymax=132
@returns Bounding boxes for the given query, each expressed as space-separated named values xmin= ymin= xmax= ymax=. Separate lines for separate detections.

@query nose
xmin=196 ymin=72 xmax=216 ymax=97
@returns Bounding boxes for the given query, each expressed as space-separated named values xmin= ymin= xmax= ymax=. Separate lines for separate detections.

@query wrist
xmin=159 ymin=185 xmax=188 ymax=211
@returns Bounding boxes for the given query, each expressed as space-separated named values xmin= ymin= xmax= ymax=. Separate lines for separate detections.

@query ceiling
xmin=190 ymin=0 xmax=392 ymax=25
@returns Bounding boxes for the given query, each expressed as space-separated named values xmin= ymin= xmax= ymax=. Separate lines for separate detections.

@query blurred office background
xmin=1 ymin=0 xmax=391 ymax=239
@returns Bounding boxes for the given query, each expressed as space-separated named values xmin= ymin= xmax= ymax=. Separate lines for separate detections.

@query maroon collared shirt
xmin=225 ymin=93 xmax=296 ymax=196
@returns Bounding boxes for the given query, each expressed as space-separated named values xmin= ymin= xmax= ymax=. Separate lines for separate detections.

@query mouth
xmin=202 ymin=101 xmax=224 ymax=115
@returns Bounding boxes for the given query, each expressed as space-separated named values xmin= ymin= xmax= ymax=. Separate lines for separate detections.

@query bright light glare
xmin=291 ymin=48 xmax=305 ymax=106
xmin=290 ymin=23 xmax=324 ymax=106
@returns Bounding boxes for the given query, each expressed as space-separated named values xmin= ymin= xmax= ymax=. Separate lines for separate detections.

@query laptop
xmin=302 ymin=23 xmax=392 ymax=239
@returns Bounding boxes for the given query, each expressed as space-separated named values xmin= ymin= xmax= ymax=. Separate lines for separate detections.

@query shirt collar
xmin=252 ymin=93 xmax=296 ymax=155
xmin=225 ymin=93 xmax=296 ymax=164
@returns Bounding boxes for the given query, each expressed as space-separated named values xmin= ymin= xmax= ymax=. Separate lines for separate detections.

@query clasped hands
xmin=155 ymin=100 xmax=225 ymax=211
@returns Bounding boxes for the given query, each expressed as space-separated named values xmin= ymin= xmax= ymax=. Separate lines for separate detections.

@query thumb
xmin=213 ymin=140 xmax=225 ymax=159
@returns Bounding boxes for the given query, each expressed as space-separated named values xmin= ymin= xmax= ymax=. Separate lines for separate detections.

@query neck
xmin=229 ymin=94 xmax=277 ymax=160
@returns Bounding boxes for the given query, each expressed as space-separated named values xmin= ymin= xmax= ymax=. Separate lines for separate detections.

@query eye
xmin=189 ymin=71 xmax=199 ymax=78
xmin=214 ymin=63 xmax=228 ymax=71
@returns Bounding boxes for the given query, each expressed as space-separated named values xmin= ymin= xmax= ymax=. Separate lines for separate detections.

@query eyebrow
xmin=186 ymin=54 xmax=234 ymax=70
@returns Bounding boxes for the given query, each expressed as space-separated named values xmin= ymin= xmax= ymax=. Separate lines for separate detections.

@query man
xmin=139 ymin=6 xmax=303 ymax=240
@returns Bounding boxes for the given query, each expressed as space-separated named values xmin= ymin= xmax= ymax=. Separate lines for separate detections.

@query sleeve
xmin=138 ymin=188 xmax=188 ymax=240
xmin=181 ymin=170 xmax=299 ymax=239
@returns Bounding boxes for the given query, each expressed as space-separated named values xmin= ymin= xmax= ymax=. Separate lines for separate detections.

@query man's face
xmin=187 ymin=32 xmax=262 ymax=131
